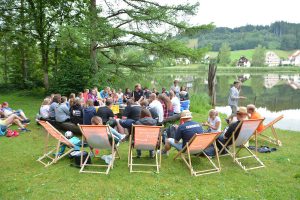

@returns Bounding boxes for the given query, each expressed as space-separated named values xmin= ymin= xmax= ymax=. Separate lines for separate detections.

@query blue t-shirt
xmin=175 ymin=121 xmax=204 ymax=148
xmin=100 ymin=90 xmax=109 ymax=99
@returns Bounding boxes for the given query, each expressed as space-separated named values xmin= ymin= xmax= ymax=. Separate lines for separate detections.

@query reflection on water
xmin=136 ymin=72 xmax=300 ymax=131
xmin=216 ymin=106 xmax=300 ymax=132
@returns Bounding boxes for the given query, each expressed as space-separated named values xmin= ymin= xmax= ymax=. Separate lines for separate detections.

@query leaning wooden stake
xmin=208 ymin=60 xmax=217 ymax=108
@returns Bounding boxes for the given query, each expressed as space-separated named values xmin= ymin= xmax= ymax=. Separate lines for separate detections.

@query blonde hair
xmin=42 ymin=98 xmax=50 ymax=105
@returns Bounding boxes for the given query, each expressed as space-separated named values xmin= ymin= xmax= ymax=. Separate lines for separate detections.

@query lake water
xmin=136 ymin=72 xmax=300 ymax=131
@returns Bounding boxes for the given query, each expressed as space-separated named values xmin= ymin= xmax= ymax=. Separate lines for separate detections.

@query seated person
xmin=99 ymin=87 xmax=110 ymax=101
xmin=202 ymin=109 xmax=221 ymax=133
xmin=83 ymin=99 xmax=96 ymax=125
xmin=116 ymin=99 xmax=141 ymax=134
xmin=140 ymin=99 xmax=158 ymax=121
xmin=134 ymin=108 xmax=157 ymax=158
xmin=96 ymin=99 xmax=116 ymax=126
xmin=39 ymin=98 xmax=51 ymax=120
xmin=88 ymin=89 xmax=99 ymax=106
xmin=247 ymin=104 xmax=264 ymax=133
xmin=217 ymin=107 xmax=249 ymax=153
xmin=0 ymin=114 xmax=30 ymax=132
xmin=70 ymin=98 xmax=83 ymax=125
xmin=160 ymin=110 xmax=204 ymax=155
xmin=91 ymin=116 xmax=125 ymax=143
xmin=49 ymin=94 xmax=61 ymax=120
xmin=2 ymin=102 xmax=30 ymax=123
xmin=55 ymin=96 xmax=70 ymax=123
xmin=179 ymin=86 xmax=189 ymax=101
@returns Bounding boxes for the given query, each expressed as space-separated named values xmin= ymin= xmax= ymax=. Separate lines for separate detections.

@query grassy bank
xmin=0 ymin=92 xmax=299 ymax=199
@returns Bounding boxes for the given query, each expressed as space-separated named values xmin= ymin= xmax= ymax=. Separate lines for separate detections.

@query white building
xmin=265 ymin=51 xmax=280 ymax=67
xmin=289 ymin=50 xmax=300 ymax=66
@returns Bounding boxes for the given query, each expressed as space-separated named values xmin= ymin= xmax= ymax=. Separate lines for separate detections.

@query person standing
xmin=226 ymin=81 xmax=246 ymax=124
xmin=170 ymin=80 xmax=180 ymax=97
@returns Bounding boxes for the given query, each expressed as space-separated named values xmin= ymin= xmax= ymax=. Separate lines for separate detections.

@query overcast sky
xmin=193 ymin=0 xmax=300 ymax=27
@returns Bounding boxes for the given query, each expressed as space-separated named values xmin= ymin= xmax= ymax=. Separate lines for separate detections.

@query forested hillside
xmin=191 ymin=21 xmax=300 ymax=51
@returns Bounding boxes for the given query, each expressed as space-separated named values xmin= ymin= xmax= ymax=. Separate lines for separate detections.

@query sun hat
xmin=180 ymin=110 xmax=192 ymax=119
xmin=237 ymin=107 xmax=248 ymax=115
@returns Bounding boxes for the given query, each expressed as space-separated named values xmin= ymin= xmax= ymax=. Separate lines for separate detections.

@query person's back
xmin=96 ymin=106 xmax=114 ymax=124
xmin=250 ymin=111 xmax=264 ymax=133
xmin=135 ymin=117 xmax=157 ymax=126
xmin=123 ymin=104 xmax=141 ymax=121
xmin=175 ymin=120 xmax=204 ymax=148
xmin=55 ymin=103 xmax=70 ymax=122
xmin=70 ymin=103 xmax=83 ymax=125
xmin=83 ymin=106 xmax=96 ymax=125
xmin=40 ymin=105 xmax=50 ymax=119
xmin=149 ymin=99 xmax=163 ymax=123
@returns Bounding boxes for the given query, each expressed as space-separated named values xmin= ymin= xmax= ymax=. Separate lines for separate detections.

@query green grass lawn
xmin=209 ymin=49 xmax=296 ymax=61
xmin=1 ymin=92 xmax=300 ymax=199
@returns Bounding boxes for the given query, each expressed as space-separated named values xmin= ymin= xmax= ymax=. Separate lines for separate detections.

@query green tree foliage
xmin=0 ymin=0 xmax=212 ymax=92
xmin=252 ymin=45 xmax=266 ymax=66
xmin=194 ymin=22 xmax=300 ymax=51
xmin=217 ymin=43 xmax=231 ymax=66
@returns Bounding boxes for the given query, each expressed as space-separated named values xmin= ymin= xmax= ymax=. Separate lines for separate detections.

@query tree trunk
xmin=90 ymin=0 xmax=98 ymax=73
xmin=3 ymin=42 xmax=8 ymax=84
xmin=41 ymin=43 xmax=49 ymax=89
xmin=208 ymin=61 xmax=217 ymax=108
xmin=20 ymin=0 xmax=28 ymax=86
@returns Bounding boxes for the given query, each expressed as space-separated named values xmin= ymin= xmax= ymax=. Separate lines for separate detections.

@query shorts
xmin=167 ymin=138 xmax=182 ymax=151
xmin=0 ymin=125 xmax=7 ymax=134
xmin=119 ymin=119 xmax=135 ymax=129
xmin=230 ymin=105 xmax=238 ymax=115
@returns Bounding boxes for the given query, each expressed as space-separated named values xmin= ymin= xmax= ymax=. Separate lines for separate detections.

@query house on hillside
xmin=265 ymin=51 xmax=280 ymax=67
xmin=236 ymin=56 xmax=251 ymax=67
xmin=289 ymin=50 xmax=300 ymax=66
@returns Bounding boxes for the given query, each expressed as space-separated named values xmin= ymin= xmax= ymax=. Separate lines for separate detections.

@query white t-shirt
xmin=207 ymin=116 xmax=221 ymax=132
xmin=40 ymin=105 xmax=50 ymax=119
xmin=171 ymin=96 xmax=181 ymax=114
xmin=117 ymin=92 xmax=123 ymax=99
xmin=149 ymin=100 xmax=164 ymax=123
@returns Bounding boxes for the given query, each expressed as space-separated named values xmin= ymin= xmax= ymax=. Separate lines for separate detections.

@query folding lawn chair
xmin=128 ymin=125 xmax=163 ymax=173
xmin=174 ymin=132 xmax=222 ymax=176
xmin=257 ymin=115 xmax=284 ymax=146
xmin=218 ymin=119 xmax=265 ymax=171
xmin=37 ymin=120 xmax=75 ymax=167
xmin=78 ymin=125 xmax=120 ymax=175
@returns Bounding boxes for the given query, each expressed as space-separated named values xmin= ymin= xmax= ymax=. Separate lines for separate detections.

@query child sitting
xmin=39 ymin=98 xmax=51 ymax=120
xmin=83 ymin=99 xmax=96 ymax=125
xmin=91 ymin=116 xmax=125 ymax=143
xmin=202 ymin=109 xmax=221 ymax=133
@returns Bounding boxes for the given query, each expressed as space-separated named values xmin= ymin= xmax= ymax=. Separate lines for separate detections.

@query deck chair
xmin=174 ymin=132 xmax=222 ymax=176
xmin=128 ymin=125 xmax=163 ymax=173
xmin=257 ymin=115 xmax=284 ymax=146
xmin=78 ymin=125 xmax=120 ymax=175
xmin=218 ymin=119 xmax=265 ymax=171
xmin=37 ymin=120 xmax=75 ymax=167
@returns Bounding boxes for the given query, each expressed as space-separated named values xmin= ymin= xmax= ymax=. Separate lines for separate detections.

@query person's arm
xmin=108 ymin=109 xmax=114 ymax=120
xmin=224 ymin=122 xmax=237 ymax=139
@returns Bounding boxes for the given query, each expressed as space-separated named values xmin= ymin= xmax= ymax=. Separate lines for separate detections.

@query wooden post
xmin=208 ymin=60 xmax=217 ymax=108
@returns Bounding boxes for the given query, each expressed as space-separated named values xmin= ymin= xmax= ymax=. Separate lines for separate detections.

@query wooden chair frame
xmin=218 ymin=119 xmax=265 ymax=171
xmin=174 ymin=132 xmax=222 ymax=176
xmin=257 ymin=115 xmax=283 ymax=146
xmin=37 ymin=120 xmax=75 ymax=167
xmin=78 ymin=125 xmax=120 ymax=175
xmin=128 ymin=125 xmax=163 ymax=173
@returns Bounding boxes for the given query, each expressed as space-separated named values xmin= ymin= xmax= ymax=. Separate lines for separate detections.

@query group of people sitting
xmin=160 ymin=103 xmax=265 ymax=156
xmin=37 ymin=81 xmax=189 ymax=127
xmin=37 ymin=77 xmax=267 ymax=159
xmin=0 ymin=102 xmax=31 ymax=134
